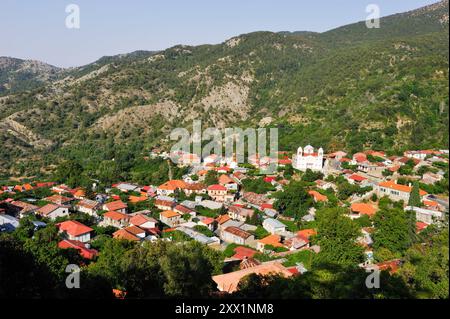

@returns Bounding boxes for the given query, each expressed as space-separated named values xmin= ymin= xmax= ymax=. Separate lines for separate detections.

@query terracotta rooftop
xmin=104 ymin=200 xmax=128 ymax=211
xmin=57 ymin=220 xmax=93 ymax=237
xmin=160 ymin=210 xmax=181 ymax=219
xmin=378 ymin=181 xmax=427 ymax=196
xmin=258 ymin=234 xmax=283 ymax=247
xmin=212 ymin=262 xmax=293 ymax=293
xmin=113 ymin=228 xmax=140 ymax=241
xmin=224 ymin=226 xmax=252 ymax=239
xmin=37 ymin=203 xmax=63 ymax=216
xmin=104 ymin=211 xmax=129 ymax=221
xmin=351 ymin=203 xmax=377 ymax=217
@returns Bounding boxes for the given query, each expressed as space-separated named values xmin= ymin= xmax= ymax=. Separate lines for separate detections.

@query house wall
xmin=222 ymin=231 xmax=254 ymax=245
xmin=377 ymin=186 xmax=410 ymax=202
xmin=161 ymin=216 xmax=180 ymax=227
xmin=48 ymin=207 xmax=70 ymax=220
xmin=69 ymin=232 xmax=91 ymax=243
xmin=77 ymin=206 xmax=98 ymax=216
xmin=103 ymin=217 xmax=128 ymax=229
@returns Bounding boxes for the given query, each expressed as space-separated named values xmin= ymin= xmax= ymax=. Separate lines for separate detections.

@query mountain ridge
xmin=0 ymin=0 xmax=448 ymax=178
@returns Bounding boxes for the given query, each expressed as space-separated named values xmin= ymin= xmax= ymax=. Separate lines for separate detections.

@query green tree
xmin=399 ymin=228 xmax=448 ymax=299
xmin=314 ymin=207 xmax=364 ymax=266
xmin=373 ymin=208 xmax=415 ymax=257
xmin=54 ymin=160 xmax=85 ymax=188
xmin=301 ymin=169 xmax=324 ymax=182
xmin=408 ymin=182 xmax=422 ymax=207
xmin=273 ymin=181 xmax=313 ymax=219
xmin=204 ymin=170 xmax=218 ymax=186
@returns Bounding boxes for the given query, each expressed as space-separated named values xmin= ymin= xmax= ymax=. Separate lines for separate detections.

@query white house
xmin=57 ymin=220 xmax=93 ymax=243
xmin=37 ymin=204 xmax=70 ymax=220
xmin=75 ymin=199 xmax=101 ymax=216
xmin=293 ymin=145 xmax=324 ymax=172
xmin=262 ymin=218 xmax=286 ymax=235
xmin=221 ymin=226 xmax=254 ymax=246
xmin=405 ymin=206 xmax=444 ymax=224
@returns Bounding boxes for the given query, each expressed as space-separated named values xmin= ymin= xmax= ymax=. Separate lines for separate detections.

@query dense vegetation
xmin=0 ymin=1 xmax=448 ymax=178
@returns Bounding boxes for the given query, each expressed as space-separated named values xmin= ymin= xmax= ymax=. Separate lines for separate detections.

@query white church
xmin=293 ymin=145 xmax=324 ymax=172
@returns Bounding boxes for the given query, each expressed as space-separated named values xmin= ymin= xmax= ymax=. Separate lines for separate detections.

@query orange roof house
xmin=378 ymin=181 xmax=427 ymax=196
xmin=129 ymin=195 xmax=148 ymax=204
xmin=416 ymin=221 xmax=429 ymax=233
xmin=57 ymin=220 xmax=93 ymax=238
xmin=129 ymin=214 xmax=156 ymax=227
xmin=218 ymin=174 xmax=235 ymax=185
xmin=113 ymin=228 xmax=140 ymax=241
xmin=158 ymin=180 xmax=187 ymax=191
xmin=160 ymin=210 xmax=181 ymax=219
xmin=103 ymin=211 xmax=129 ymax=221
xmin=258 ymin=234 xmax=284 ymax=248
xmin=36 ymin=203 xmax=68 ymax=218
xmin=232 ymin=246 xmax=258 ymax=260
xmin=297 ymin=229 xmax=317 ymax=241
xmin=212 ymin=262 xmax=293 ymax=293
xmin=58 ymin=239 xmax=98 ymax=260
xmin=207 ymin=184 xmax=227 ymax=192
xmin=423 ymin=200 xmax=439 ymax=208
xmin=348 ymin=174 xmax=367 ymax=183
xmin=308 ymin=190 xmax=328 ymax=202
xmin=123 ymin=225 xmax=146 ymax=237
xmin=351 ymin=203 xmax=377 ymax=217
xmin=104 ymin=200 xmax=128 ymax=212
xmin=216 ymin=214 xmax=231 ymax=225
xmin=44 ymin=194 xmax=73 ymax=205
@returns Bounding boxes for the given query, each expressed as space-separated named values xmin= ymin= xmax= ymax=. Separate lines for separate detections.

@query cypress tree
xmin=408 ymin=182 xmax=422 ymax=207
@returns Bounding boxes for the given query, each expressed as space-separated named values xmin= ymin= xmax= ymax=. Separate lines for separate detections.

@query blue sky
xmin=0 ymin=0 xmax=439 ymax=67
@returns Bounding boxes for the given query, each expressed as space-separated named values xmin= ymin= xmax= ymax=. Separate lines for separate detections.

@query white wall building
xmin=262 ymin=218 xmax=286 ymax=235
xmin=293 ymin=145 xmax=324 ymax=172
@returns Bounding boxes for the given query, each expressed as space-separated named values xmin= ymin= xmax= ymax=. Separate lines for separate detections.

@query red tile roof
xmin=378 ymin=181 xmax=427 ymax=196
xmin=104 ymin=200 xmax=128 ymax=212
xmin=258 ymin=234 xmax=283 ymax=247
xmin=216 ymin=214 xmax=231 ymax=225
xmin=348 ymin=174 xmax=367 ymax=182
xmin=44 ymin=195 xmax=72 ymax=205
xmin=212 ymin=262 xmax=293 ymax=293
xmin=308 ymin=190 xmax=328 ymax=202
xmin=113 ymin=228 xmax=140 ymax=241
xmin=58 ymin=239 xmax=98 ymax=259
xmin=160 ymin=210 xmax=180 ymax=218
xmin=218 ymin=175 xmax=235 ymax=185
xmin=224 ymin=226 xmax=252 ymax=239
xmin=123 ymin=225 xmax=145 ymax=236
xmin=129 ymin=214 xmax=155 ymax=226
xmin=297 ymin=229 xmax=317 ymax=240
xmin=232 ymin=246 xmax=258 ymax=260
xmin=104 ymin=211 xmax=129 ymax=221
xmin=158 ymin=180 xmax=187 ymax=191
xmin=200 ymin=217 xmax=215 ymax=225
xmin=57 ymin=220 xmax=93 ymax=237
xmin=416 ymin=222 xmax=429 ymax=233
xmin=208 ymin=184 xmax=227 ymax=191
xmin=351 ymin=203 xmax=377 ymax=217
xmin=37 ymin=203 xmax=62 ymax=216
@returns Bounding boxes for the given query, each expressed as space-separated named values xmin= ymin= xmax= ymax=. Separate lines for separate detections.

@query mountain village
xmin=1 ymin=145 xmax=448 ymax=295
